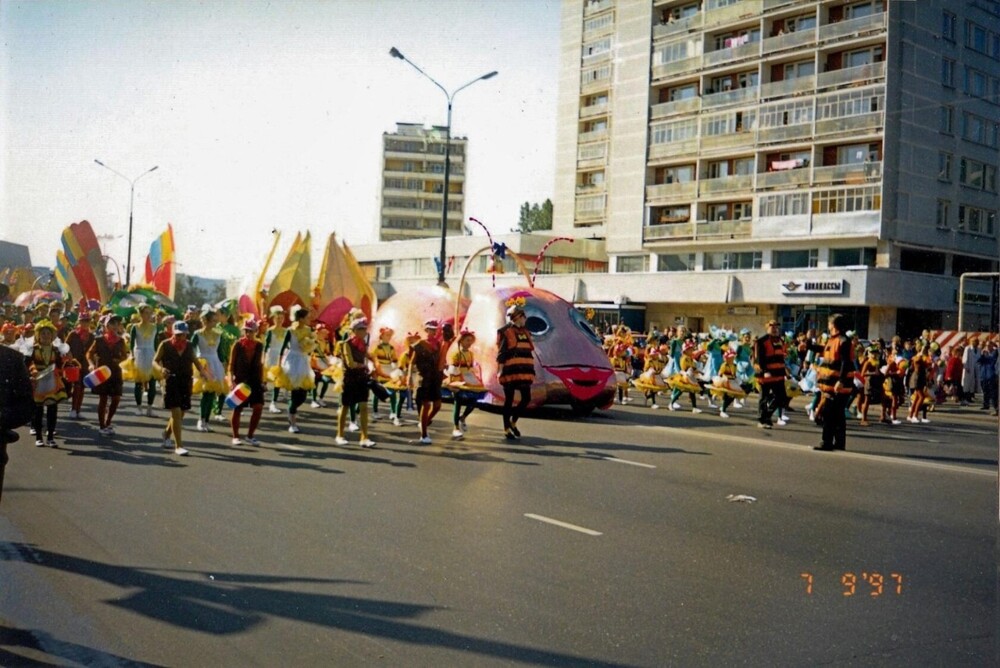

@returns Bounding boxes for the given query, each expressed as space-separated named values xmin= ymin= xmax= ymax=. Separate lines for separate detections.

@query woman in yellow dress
xmin=446 ymin=329 xmax=487 ymax=439
xmin=275 ymin=305 xmax=316 ymax=433
xmin=123 ymin=304 xmax=161 ymax=416
xmin=372 ymin=326 xmax=403 ymax=426
xmin=191 ymin=308 xmax=228 ymax=432
xmin=633 ymin=344 xmax=669 ymax=409
xmin=263 ymin=305 xmax=286 ymax=413
xmin=667 ymin=340 xmax=703 ymax=413
xmin=710 ymin=349 xmax=746 ymax=418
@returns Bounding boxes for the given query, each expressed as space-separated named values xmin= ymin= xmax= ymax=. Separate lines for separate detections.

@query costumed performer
xmin=446 ymin=329 xmax=486 ymax=439
xmin=191 ymin=308 xmax=228 ymax=432
xmin=264 ymin=305 xmax=287 ymax=413
xmin=496 ymin=301 xmax=535 ymax=441
xmin=86 ymin=314 xmax=128 ymax=436
xmin=608 ymin=339 xmax=632 ymax=405
xmin=373 ymin=326 xmax=404 ymax=426
xmin=28 ymin=319 xmax=68 ymax=447
xmin=633 ymin=344 xmax=669 ymax=409
xmin=276 ymin=305 xmax=316 ymax=433
xmin=228 ymin=318 xmax=265 ymax=446
xmin=123 ymin=304 xmax=161 ymax=417
xmin=310 ymin=323 xmax=334 ymax=408
xmin=710 ymin=349 xmax=745 ymax=418
xmin=334 ymin=317 xmax=375 ymax=448
xmin=65 ymin=312 xmax=94 ymax=419
xmin=667 ymin=340 xmax=703 ymax=413
xmin=154 ymin=321 xmax=207 ymax=457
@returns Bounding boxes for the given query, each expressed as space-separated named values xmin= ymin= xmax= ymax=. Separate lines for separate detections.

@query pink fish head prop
xmin=462 ymin=286 xmax=615 ymax=412
xmin=370 ymin=285 xmax=469 ymax=356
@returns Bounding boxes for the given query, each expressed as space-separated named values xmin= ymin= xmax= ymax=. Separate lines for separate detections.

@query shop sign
xmin=780 ymin=279 xmax=844 ymax=295
xmin=726 ymin=306 xmax=757 ymax=315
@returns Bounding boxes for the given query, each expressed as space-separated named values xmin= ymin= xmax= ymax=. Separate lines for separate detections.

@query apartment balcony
xmin=762 ymin=0 xmax=810 ymax=12
xmin=575 ymin=193 xmax=607 ymax=220
xmin=703 ymin=0 xmax=763 ymax=29
xmin=578 ymin=128 xmax=609 ymax=144
xmin=817 ymin=61 xmax=885 ymax=90
xmin=756 ymin=167 xmax=810 ymax=189
xmin=584 ymin=0 xmax=614 ymax=17
xmin=381 ymin=205 xmax=423 ymax=217
xmin=643 ymin=218 xmax=751 ymax=242
xmin=649 ymin=138 xmax=699 ymax=159
xmin=759 ymin=74 xmax=815 ymax=100
xmin=576 ymin=183 xmax=607 ymax=195
xmin=814 ymin=111 xmax=883 ymax=137
xmin=650 ymin=97 xmax=701 ymax=119
xmin=700 ymin=131 xmax=756 ymax=150
xmin=811 ymin=161 xmax=882 ymax=186
xmin=761 ymin=28 xmax=817 ymax=54
xmin=646 ymin=181 xmax=697 ymax=201
xmin=699 ymin=174 xmax=754 ymax=195
xmin=580 ymin=101 xmax=609 ymax=119
xmin=702 ymin=85 xmax=758 ymax=109
xmin=653 ymin=12 xmax=703 ymax=40
xmin=382 ymin=187 xmax=417 ymax=198
xmin=652 ymin=55 xmax=702 ymax=80
xmin=583 ymin=21 xmax=614 ymax=40
xmin=702 ymin=40 xmax=760 ymax=68
xmin=577 ymin=143 xmax=608 ymax=168
xmin=819 ymin=11 xmax=886 ymax=44
xmin=582 ymin=50 xmax=612 ymax=66
xmin=581 ymin=71 xmax=612 ymax=93
xmin=757 ymin=123 xmax=813 ymax=145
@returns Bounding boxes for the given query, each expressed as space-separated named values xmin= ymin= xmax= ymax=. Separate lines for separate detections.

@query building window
xmin=938 ymin=152 xmax=952 ymax=182
xmin=959 ymin=158 xmax=985 ymax=189
xmin=651 ymin=119 xmax=698 ymax=144
xmin=616 ymin=255 xmax=649 ymax=273
xmin=900 ymin=249 xmax=946 ymax=274
xmin=985 ymin=165 xmax=997 ymax=193
xmin=965 ymin=67 xmax=987 ymax=97
xmin=811 ymin=186 xmax=881 ymax=214
xmin=940 ymin=106 xmax=953 ymax=135
xmin=657 ymin=40 xmax=691 ymax=64
xmin=759 ymin=192 xmax=810 ymax=217
xmin=829 ymin=247 xmax=876 ymax=267
xmin=942 ymin=58 xmax=955 ymax=87
xmin=583 ymin=37 xmax=611 ymax=59
xmin=772 ymin=249 xmax=818 ymax=269
xmin=936 ymin=199 xmax=951 ymax=229
xmin=657 ymin=253 xmax=696 ymax=272
xmin=943 ymin=11 xmax=956 ymax=41
xmin=966 ymin=21 xmax=989 ymax=53
xmin=703 ymin=251 xmax=761 ymax=271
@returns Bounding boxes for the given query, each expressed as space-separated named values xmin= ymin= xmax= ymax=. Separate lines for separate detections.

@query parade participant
xmin=608 ymin=340 xmax=632 ymax=404
xmin=86 ymin=315 xmax=128 ymax=436
xmin=309 ymin=324 xmax=334 ymax=408
xmin=372 ymin=326 xmax=404 ymax=426
xmin=0 ymin=342 xmax=34 ymax=504
xmin=125 ymin=304 xmax=160 ymax=417
xmin=212 ymin=308 xmax=242 ymax=422
xmin=65 ymin=312 xmax=94 ymax=419
xmin=811 ymin=314 xmax=855 ymax=451
xmin=942 ymin=346 xmax=964 ymax=403
xmin=228 ymin=318 xmax=265 ymax=446
xmin=191 ymin=308 xmax=228 ymax=433
xmin=334 ymin=317 xmax=375 ymax=448
xmin=961 ymin=337 xmax=980 ymax=405
xmin=408 ymin=319 xmax=451 ymax=444
xmin=153 ymin=321 xmax=206 ymax=456
xmin=275 ymin=305 xmax=316 ymax=433
xmin=446 ymin=329 xmax=486 ymax=439
xmin=976 ymin=340 xmax=998 ymax=414
xmin=733 ymin=328 xmax=755 ymax=408
xmin=1 ymin=322 xmax=19 ymax=348
xmin=496 ymin=303 xmax=535 ymax=441
xmin=907 ymin=342 xmax=933 ymax=424
xmin=883 ymin=345 xmax=906 ymax=425
xmin=857 ymin=346 xmax=884 ymax=426
xmin=754 ymin=319 xmax=787 ymax=429
xmin=633 ymin=344 xmax=668 ymax=409
xmin=710 ymin=349 xmax=744 ymax=418
xmin=28 ymin=319 xmax=68 ymax=447
xmin=667 ymin=340 xmax=702 ymax=413
xmin=263 ymin=305 xmax=286 ymax=413
xmin=333 ymin=307 xmax=367 ymax=430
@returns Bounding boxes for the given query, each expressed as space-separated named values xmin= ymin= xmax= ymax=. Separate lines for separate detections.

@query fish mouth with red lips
xmin=544 ymin=365 xmax=615 ymax=401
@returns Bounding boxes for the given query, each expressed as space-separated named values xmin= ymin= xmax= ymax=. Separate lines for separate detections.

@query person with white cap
xmin=228 ymin=317 xmax=265 ymax=446
xmin=263 ymin=305 xmax=287 ymax=413
xmin=407 ymin=318 xmax=453 ymax=444
xmin=153 ymin=321 xmax=207 ymax=456
xmin=334 ymin=317 xmax=375 ymax=447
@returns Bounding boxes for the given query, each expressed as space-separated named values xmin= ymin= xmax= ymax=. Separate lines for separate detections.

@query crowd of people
xmin=1 ymin=297 xmax=997 ymax=462
xmin=0 ymin=296 xmax=541 ymax=457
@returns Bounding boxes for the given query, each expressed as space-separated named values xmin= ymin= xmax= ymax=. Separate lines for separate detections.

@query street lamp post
xmin=94 ymin=160 xmax=159 ymax=287
xmin=389 ymin=47 xmax=497 ymax=286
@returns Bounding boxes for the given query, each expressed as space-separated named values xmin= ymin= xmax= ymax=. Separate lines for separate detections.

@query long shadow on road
xmin=3 ymin=543 xmax=635 ymax=668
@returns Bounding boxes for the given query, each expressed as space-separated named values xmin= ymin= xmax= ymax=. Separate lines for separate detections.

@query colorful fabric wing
xmin=144 ymin=224 xmax=176 ymax=300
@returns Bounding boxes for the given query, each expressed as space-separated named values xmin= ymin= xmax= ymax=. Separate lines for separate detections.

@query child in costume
xmin=609 ymin=340 xmax=632 ymax=404
xmin=310 ymin=324 xmax=334 ymax=408
xmin=263 ymin=305 xmax=287 ymax=413
xmin=191 ymin=308 xmax=228 ymax=433
xmin=373 ymin=326 xmax=404 ymax=426
xmin=633 ymin=344 xmax=668 ymax=409
xmin=710 ymin=350 xmax=745 ymax=418
xmin=125 ymin=304 xmax=160 ymax=417
xmin=228 ymin=318 xmax=265 ymax=446
xmin=667 ymin=340 xmax=703 ymax=413
xmin=334 ymin=317 xmax=375 ymax=448
xmin=64 ymin=312 xmax=94 ymax=419
xmin=882 ymin=347 xmax=905 ymax=424
xmin=446 ymin=329 xmax=486 ymax=439
xmin=858 ymin=346 xmax=884 ymax=426
xmin=28 ymin=319 xmax=68 ymax=447
xmin=86 ymin=314 xmax=128 ymax=436
xmin=276 ymin=305 xmax=316 ymax=433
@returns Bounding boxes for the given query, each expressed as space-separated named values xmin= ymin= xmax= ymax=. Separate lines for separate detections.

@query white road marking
xmin=524 ymin=514 xmax=602 ymax=536
xmin=601 ymin=456 xmax=656 ymax=469
xmin=273 ymin=442 xmax=305 ymax=451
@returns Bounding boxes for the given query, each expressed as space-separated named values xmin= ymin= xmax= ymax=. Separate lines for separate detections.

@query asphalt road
xmin=1 ymin=394 xmax=996 ymax=667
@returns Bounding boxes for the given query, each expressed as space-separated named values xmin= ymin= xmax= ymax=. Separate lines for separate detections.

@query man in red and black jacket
xmin=754 ymin=319 xmax=787 ymax=429
xmin=810 ymin=313 xmax=855 ymax=451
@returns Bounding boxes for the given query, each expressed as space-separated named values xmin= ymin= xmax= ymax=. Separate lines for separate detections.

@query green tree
xmin=514 ymin=198 xmax=553 ymax=232
xmin=173 ymin=274 xmax=208 ymax=309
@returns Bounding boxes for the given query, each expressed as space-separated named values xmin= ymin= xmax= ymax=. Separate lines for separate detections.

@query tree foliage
xmin=514 ymin=199 xmax=553 ymax=233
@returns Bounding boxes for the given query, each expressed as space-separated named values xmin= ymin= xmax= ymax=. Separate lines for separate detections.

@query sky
xmin=0 ymin=0 xmax=561 ymax=281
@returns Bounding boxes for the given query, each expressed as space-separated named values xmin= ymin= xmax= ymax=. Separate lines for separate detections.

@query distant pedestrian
xmin=976 ymin=341 xmax=998 ymax=414
xmin=496 ymin=302 xmax=535 ymax=440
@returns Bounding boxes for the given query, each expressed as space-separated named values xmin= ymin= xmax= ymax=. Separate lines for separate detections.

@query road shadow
xmin=0 ymin=624 xmax=163 ymax=668
xmin=3 ymin=543 xmax=635 ymax=668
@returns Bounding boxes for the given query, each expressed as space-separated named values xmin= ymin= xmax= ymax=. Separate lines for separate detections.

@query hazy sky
xmin=1 ymin=0 xmax=561 ymax=280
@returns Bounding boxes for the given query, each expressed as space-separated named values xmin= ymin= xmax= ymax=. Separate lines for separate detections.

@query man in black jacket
xmin=0 ymin=345 xmax=36 ymax=503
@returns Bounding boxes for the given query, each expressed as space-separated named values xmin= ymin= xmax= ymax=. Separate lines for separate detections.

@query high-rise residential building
xmin=554 ymin=0 xmax=999 ymax=337
xmin=379 ymin=123 xmax=467 ymax=242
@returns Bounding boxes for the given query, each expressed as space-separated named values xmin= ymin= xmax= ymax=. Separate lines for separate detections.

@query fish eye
xmin=569 ymin=308 xmax=602 ymax=346
xmin=523 ymin=307 xmax=550 ymax=337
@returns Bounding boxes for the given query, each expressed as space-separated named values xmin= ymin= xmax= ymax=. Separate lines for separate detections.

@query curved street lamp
xmin=94 ymin=160 xmax=159 ymax=287
xmin=389 ymin=47 xmax=497 ymax=286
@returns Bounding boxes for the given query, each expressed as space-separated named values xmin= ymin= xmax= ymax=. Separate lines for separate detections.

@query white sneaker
xmin=807 ymin=409 xmax=815 ymax=421
xmin=67 ymin=409 xmax=77 ymax=419
xmin=907 ymin=417 xmax=918 ymax=423
xmin=651 ymin=404 xmax=660 ymax=410
xmin=920 ymin=418 xmax=931 ymax=424
xmin=145 ymin=406 xmax=154 ymax=417
xmin=212 ymin=414 xmax=226 ymax=422
xmin=196 ymin=420 xmax=210 ymax=432
xmin=246 ymin=437 xmax=260 ymax=446
xmin=891 ymin=419 xmax=902 ymax=425
xmin=452 ymin=429 xmax=464 ymax=439
xmin=776 ymin=419 xmax=788 ymax=426
xmin=347 ymin=422 xmax=360 ymax=432
xmin=231 ymin=437 xmax=243 ymax=446
xmin=134 ymin=407 xmax=144 ymax=416
xmin=418 ymin=436 xmax=432 ymax=445
xmin=370 ymin=413 xmax=380 ymax=422
xmin=691 ymin=407 xmax=703 ymax=414
xmin=708 ymin=401 xmax=717 ymax=408
xmin=99 ymin=427 xmax=112 ymax=436
xmin=719 ymin=411 xmax=729 ymax=419
xmin=780 ymin=415 xmax=790 ymax=423
xmin=733 ymin=400 xmax=743 ymax=409
xmin=310 ymin=401 xmax=321 ymax=408
xmin=359 ymin=438 xmax=376 ymax=448
xmin=671 ymin=402 xmax=682 ymax=410
xmin=174 ymin=447 xmax=189 ymax=456
xmin=268 ymin=402 xmax=282 ymax=414
xmin=623 ymin=396 xmax=632 ymax=403
xmin=392 ymin=416 xmax=402 ymax=427
xmin=35 ymin=438 xmax=44 ymax=447
xmin=334 ymin=436 xmax=349 ymax=445
xmin=288 ymin=425 xmax=301 ymax=433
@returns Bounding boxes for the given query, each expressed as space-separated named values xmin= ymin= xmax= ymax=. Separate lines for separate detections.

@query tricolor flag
xmin=144 ymin=224 xmax=176 ymax=300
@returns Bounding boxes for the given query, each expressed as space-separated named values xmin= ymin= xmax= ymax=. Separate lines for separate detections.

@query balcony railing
xmin=644 ymin=221 xmax=695 ymax=240
xmin=652 ymin=55 xmax=702 ymax=80
xmin=817 ymin=61 xmax=885 ymax=89
xmin=578 ymin=128 xmax=609 ymax=143
xmin=575 ymin=193 xmax=607 ymax=217
xmin=584 ymin=0 xmax=614 ymax=17
xmin=650 ymin=97 xmax=701 ymax=119
xmin=700 ymin=131 xmax=756 ymax=150
xmin=577 ymin=143 xmax=608 ymax=165
xmin=819 ymin=11 xmax=886 ymax=43
xmin=763 ymin=0 xmax=809 ymax=11
xmin=580 ymin=101 xmax=609 ymax=119
xmin=702 ymin=85 xmax=758 ymax=109
xmin=756 ymin=123 xmax=814 ymax=144
xmin=816 ymin=111 xmax=883 ymax=137
xmin=644 ymin=218 xmax=752 ymax=241
xmin=649 ymin=138 xmax=699 ymax=159
xmin=756 ymin=168 xmax=810 ymax=189
xmin=704 ymin=0 xmax=763 ymax=29
xmin=653 ymin=13 xmax=703 ymax=39
xmin=761 ymin=27 xmax=817 ymax=54
xmin=576 ymin=182 xmax=607 ymax=194
xmin=758 ymin=74 xmax=815 ymax=100
xmin=699 ymin=174 xmax=754 ymax=195
xmin=702 ymin=40 xmax=760 ymax=67
xmin=811 ymin=161 xmax=882 ymax=185
xmin=646 ymin=181 xmax=697 ymax=200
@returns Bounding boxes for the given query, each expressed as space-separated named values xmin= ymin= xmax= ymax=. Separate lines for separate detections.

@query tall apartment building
xmin=379 ymin=123 xmax=467 ymax=242
xmin=554 ymin=0 xmax=1000 ymax=337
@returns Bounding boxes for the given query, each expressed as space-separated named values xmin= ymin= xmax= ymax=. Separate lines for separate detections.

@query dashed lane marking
xmin=524 ymin=514 xmax=603 ymax=536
